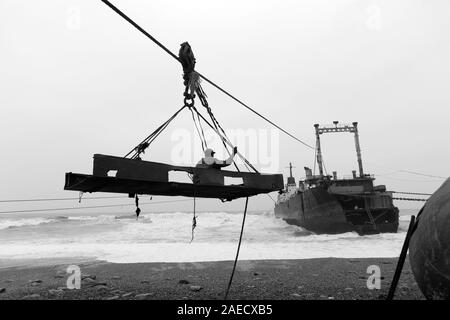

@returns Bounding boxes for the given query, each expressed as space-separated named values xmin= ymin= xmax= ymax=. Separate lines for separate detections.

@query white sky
xmin=1 ymin=0 xmax=449 ymax=214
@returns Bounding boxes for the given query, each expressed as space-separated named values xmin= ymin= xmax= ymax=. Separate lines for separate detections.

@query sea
xmin=0 ymin=207 xmax=417 ymax=267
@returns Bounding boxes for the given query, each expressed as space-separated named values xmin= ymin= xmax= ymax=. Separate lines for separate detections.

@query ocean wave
xmin=399 ymin=214 xmax=414 ymax=222
xmin=67 ymin=214 xmax=132 ymax=222
xmin=0 ymin=210 xmax=411 ymax=263
xmin=0 ymin=218 xmax=57 ymax=230
xmin=0 ymin=238 xmax=409 ymax=263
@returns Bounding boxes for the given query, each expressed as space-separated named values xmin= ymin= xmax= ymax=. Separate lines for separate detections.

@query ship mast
xmin=352 ymin=122 xmax=364 ymax=178
xmin=286 ymin=162 xmax=296 ymax=185
xmin=314 ymin=124 xmax=324 ymax=177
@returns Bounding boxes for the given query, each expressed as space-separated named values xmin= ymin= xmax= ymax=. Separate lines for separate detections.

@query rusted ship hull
xmin=274 ymin=187 xmax=399 ymax=235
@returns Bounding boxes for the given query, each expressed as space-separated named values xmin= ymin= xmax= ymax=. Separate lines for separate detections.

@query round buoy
xmin=409 ymin=178 xmax=450 ymax=299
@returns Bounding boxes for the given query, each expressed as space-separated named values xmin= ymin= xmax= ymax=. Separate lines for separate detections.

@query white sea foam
xmin=0 ymin=233 xmax=406 ymax=263
xmin=399 ymin=214 xmax=414 ymax=222
xmin=0 ymin=211 xmax=411 ymax=263
xmin=0 ymin=217 xmax=57 ymax=230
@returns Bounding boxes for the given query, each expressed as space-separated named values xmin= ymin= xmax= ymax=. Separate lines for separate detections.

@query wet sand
xmin=0 ymin=257 xmax=424 ymax=300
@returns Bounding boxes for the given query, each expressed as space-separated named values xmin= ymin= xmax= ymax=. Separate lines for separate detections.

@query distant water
xmin=0 ymin=209 xmax=417 ymax=266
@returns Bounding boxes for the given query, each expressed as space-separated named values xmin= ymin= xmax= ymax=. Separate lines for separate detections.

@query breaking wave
xmin=0 ymin=218 xmax=57 ymax=230
xmin=0 ymin=210 xmax=414 ymax=263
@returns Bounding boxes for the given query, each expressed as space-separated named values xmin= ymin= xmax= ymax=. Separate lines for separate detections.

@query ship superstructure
xmin=275 ymin=122 xmax=399 ymax=235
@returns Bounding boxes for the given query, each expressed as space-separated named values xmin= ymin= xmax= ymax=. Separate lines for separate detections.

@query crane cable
xmin=392 ymin=191 xmax=432 ymax=196
xmin=0 ymin=195 xmax=128 ymax=203
xmin=224 ymin=197 xmax=249 ymax=300
xmin=101 ymin=0 xmax=446 ymax=186
xmin=100 ymin=0 xmax=315 ymax=150
xmin=392 ymin=197 xmax=427 ymax=202
xmin=0 ymin=199 xmax=192 ymax=215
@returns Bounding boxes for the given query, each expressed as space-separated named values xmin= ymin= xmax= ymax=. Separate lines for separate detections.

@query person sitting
xmin=196 ymin=147 xmax=237 ymax=169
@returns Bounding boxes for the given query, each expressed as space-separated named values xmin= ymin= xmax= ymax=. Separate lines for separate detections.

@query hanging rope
xmin=224 ymin=197 xmax=249 ymax=300
xmin=190 ymin=195 xmax=197 ymax=243
xmin=101 ymin=0 xmax=315 ymax=150
xmin=135 ymin=194 xmax=141 ymax=219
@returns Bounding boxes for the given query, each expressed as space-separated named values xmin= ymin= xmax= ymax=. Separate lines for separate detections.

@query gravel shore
xmin=0 ymin=257 xmax=424 ymax=300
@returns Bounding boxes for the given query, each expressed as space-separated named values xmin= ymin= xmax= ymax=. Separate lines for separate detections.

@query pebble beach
xmin=0 ymin=257 xmax=423 ymax=300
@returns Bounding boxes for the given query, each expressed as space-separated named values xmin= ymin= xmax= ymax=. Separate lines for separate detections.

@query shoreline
xmin=0 ymin=257 xmax=424 ymax=300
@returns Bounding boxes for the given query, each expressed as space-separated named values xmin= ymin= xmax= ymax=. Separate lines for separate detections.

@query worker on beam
xmin=197 ymin=147 xmax=237 ymax=169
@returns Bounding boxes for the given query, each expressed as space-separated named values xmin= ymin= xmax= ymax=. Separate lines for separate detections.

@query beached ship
xmin=274 ymin=122 xmax=399 ymax=235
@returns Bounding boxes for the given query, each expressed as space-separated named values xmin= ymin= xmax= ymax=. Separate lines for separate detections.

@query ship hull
xmin=275 ymin=187 xmax=399 ymax=235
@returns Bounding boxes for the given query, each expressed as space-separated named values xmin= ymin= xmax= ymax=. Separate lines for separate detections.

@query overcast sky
xmin=1 ymin=0 xmax=449 ymax=214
